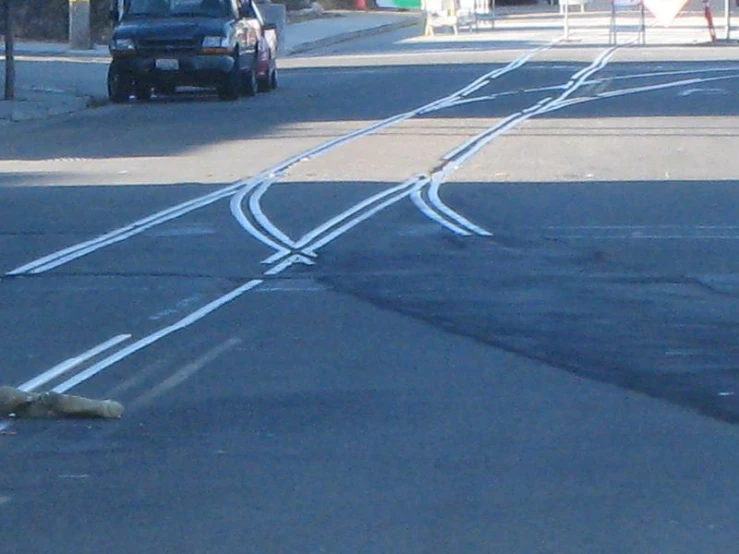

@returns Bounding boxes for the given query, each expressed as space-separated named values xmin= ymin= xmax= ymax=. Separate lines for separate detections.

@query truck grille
xmin=135 ymin=38 xmax=198 ymax=57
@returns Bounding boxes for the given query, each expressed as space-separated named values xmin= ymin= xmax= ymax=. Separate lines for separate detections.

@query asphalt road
xmin=2 ymin=23 xmax=739 ymax=553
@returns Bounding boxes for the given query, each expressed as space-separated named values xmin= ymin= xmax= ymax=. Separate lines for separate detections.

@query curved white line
xmin=427 ymin=177 xmax=492 ymax=237
xmin=415 ymin=45 xmax=623 ymax=235
xmin=248 ymin=181 xmax=297 ymax=250
xmin=411 ymin=186 xmax=471 ymax=236
xmin=230 ymin=179 xmax=291 ymax=259
xmin=6 ymin=42 xmax=556 ymax=277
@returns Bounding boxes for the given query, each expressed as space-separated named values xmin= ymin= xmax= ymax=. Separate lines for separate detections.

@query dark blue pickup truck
xmin=108 ymin=0 xmax=278 ymax=101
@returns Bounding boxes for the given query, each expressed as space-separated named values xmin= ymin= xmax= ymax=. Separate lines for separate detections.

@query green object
xmin=376 ymin=0 xmax=422 ymax=8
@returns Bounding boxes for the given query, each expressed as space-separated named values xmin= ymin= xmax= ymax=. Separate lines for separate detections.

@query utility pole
xmin=69 ymin=0 xmax=92 ymax=50
xmin=3 ymin=0 xmax=15 ymax=100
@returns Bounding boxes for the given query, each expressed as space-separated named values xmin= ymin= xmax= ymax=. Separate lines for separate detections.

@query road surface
xmin=2 ymin=21 xmax=739 ymax=554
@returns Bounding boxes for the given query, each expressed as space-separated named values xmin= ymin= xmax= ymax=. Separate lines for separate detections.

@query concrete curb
xmin=284 ymin=16 xmax=422 ymax=56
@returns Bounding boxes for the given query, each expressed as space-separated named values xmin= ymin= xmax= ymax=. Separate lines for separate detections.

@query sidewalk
xmin=0 ymin=10 xmax=420 ymax=124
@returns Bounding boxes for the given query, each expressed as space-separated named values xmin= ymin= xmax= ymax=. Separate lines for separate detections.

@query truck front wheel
xmin=108 ymin=65 xmax=133 ymax=104
xmin=218 ymin=54 xmax=241 ymax=101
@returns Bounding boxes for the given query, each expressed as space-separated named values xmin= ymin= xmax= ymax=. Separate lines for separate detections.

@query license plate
xmin=155 ymin=58 xmax=178 ymax=71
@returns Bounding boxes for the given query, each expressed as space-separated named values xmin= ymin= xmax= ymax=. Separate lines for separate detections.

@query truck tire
xmin=218 ymin=54 xmax=241 ymax=101
xmin=244 ymin=68 xmax=258 ymax=97
xmin=108 ymin=65 xmax=133 ymax=104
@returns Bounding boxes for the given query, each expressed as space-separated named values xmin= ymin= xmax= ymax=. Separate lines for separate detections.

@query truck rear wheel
xmin=258 ymin=68 xmax=274 ymax=93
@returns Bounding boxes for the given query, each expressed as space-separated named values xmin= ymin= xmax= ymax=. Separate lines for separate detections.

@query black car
xmin=107 ymin=0 xmax=278 ymax=102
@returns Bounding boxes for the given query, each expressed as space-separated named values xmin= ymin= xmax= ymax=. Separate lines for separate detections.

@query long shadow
xmin=1 ymin=52 xmax=738 ymax=164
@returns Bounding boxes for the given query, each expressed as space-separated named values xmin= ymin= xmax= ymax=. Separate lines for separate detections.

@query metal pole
xmin=564 ymin=0 xmax=570 ymax=40
xmin=725 ymin=0 xmax=731 ymax=40
xmin=3 ymin=0 xmax=15 ymax=101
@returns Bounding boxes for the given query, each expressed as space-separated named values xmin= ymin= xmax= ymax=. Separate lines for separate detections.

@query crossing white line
xmin=4 ymin=44 xmax=555 ymax=278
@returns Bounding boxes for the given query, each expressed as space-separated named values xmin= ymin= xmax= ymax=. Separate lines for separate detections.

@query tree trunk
xmin=3 ymin=0 xmax=15 ymax=101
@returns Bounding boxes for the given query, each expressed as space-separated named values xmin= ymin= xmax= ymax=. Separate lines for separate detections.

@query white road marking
xmin=233 ymin=45 xmax=560 ymax=253
xmin=17 ymin=334 xmax=132 ymax=392
xmin=248 ymin=180 xmax=298 ymax=250
xmin=409 ymin=46 xmax=625 ymax=232
xmin=678 ymin=87 xmax=729 ymax=97
xmin=427 ymin=178 xmax=493 ymax=236
xmin=5 ymin=176 xmax=429 ymax=398
xmin=5 ymin=44 xmax=555 ymax=278
xmin=6 ymin=177 xmax=260 ymax=276
xmin=1 ymin=333 xmax=125 ymax=427
xmin=49 ymin=279 xmax=263 ymax=394
xmin=293 ymin=176 xmax=426 ymax=253
xmin=264 ymin=254 xmax=315 ymax=276
xmin=298 ymin=176 xmax=428 ymax=256
xmin=5 ymin=42 xmax=667 ymax=407
xmin=411 ymin=186 xmax=472 ymax=236
xmin=543 ymin=225 xmax=739 ymax=240
xmin=263 ymin=176 xmax=429 ymax=274
xmin=533 ymin=75 xmax=739 ymax=116
xmin=444 ymin=46 xmax=621 ymax=168
xmin=129 ymin=337 xmax=241 ymax=410
xmin=230 ymin=178 xmax=293 ymax=257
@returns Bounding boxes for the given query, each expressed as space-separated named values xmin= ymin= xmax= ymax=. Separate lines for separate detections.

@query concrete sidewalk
xmin=0 ymin=10 xmax=420 ymax=124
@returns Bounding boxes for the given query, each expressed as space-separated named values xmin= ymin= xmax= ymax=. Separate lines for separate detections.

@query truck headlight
xmin=110 ymin=37 xmax=135 ymax=53
xmin=201 ymin=35 xmax=233 ymax=53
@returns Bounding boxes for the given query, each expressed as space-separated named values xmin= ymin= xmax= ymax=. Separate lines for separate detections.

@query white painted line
xmin=17 ymin=334 xmax=132 ymax=392
xmin=443 ymin=96 xmax=554 ymax=166
xmin=596 ymin=74 xmax=739 ymax=101
xmin=441 ymin=46 xmax=619 ymax=170
xmin=230 ymin=178 xmax=292 ymax=258
xmin=264 ymin=254 xmax=315 ymax=276
xmin=3 ymin=44 xmax=555 ymax=278
xmin=583 ymin=66 xmax=739 ymax=85
xmin=410 ymin=45 xmax=627 ymax=235
xmin=248 ymin=181 xmax=298 ymax=249
xmin=294 ymin=175 xmax=427 ymax=251
xmin=532 ymin=74 xmax=739 ymax=118
xmin=552 ymin=46 xmax=620 ymax=106
xmin=302 ymin=176 xmax=429 ymax=255
xmin=237 ymin=45 xmax=559 ymax=257
xmin=6 ymin=179 xmax=254 ymax=276
xmin=130 ymin=337 xmax=241 ymax=410
xmin=411 ymin=186 xmax=471 ymax=236
xmin=50 ymin=279 xmax=263 ymax=394
xmin=420 ymin=42 xmax=559 ymax=114
xmin=427 ymin=178 xmax=492 ymax=237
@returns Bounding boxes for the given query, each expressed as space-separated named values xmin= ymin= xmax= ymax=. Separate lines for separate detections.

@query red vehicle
xmin=107 ymin=0 xmax=278 ymax=102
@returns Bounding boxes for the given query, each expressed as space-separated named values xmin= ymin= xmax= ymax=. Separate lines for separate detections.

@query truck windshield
xmin=126 ymin=0 xmax=231 ymax=17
